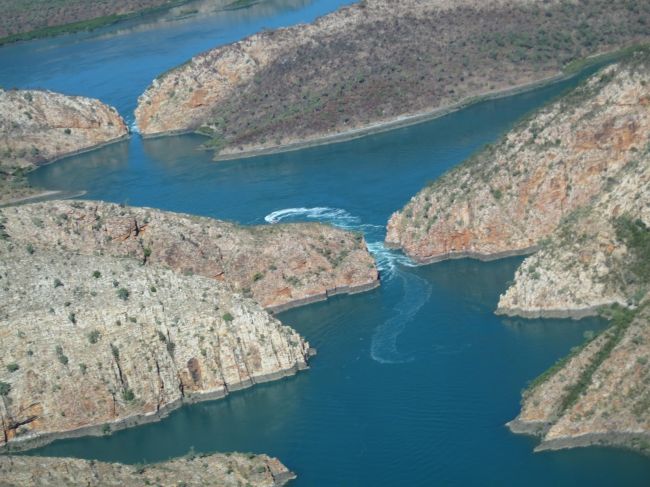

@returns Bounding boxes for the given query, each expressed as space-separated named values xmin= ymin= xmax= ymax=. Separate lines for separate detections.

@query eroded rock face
xmin=135 ymin=0 xmax=650 ymax=156
xmin=0 ymin=89 xmax=127 ymax=169
xmin=0 ymin=241 xmax=310 ymax=450
xmin=0 ymin=89 xmax=128 ymax=204
xmin=509 ymin=305 xmax=650 ymax=455
xmin=1 ymin=200 xmax=379 ymax=311
xmin=386 ymin=60 xmax=650 ymax=264
xmin=0 ymin=452 xmax=296 ymax=486
xmin=497 ymin=151 xmax=649 ymax=318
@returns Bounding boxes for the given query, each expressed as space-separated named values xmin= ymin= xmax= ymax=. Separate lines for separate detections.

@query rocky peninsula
xmin=0 ymin=452 xmax=295 ymax=486
xmin=135 ymin=0 xmax=650 ymax=158
xmin=1 ymin=200 xmax=379 ymax=311
xmin=0 ymin=89 xmax=128 ymax=204
xmin=386 ymin=52 xmax=650 ymax=454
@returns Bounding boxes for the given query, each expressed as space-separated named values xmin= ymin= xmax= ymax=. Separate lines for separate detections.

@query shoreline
xmin=395 ymin=245 xmax=539 ymax=266
xmin=1 ymin=361 xmax=309 ymax=453
xmin=507 ymin=420 xmax=650 ymax=458
xmin=494 ymin=304 xmax=610 ymax=320
xmin=196 ymin=44 xmax=641 ymax=162
xmin=209 ymin=72 xmax=575 ymax=162
xmin=0 ymin=190 xmax=87 ymax=208
xmin=0 ymin=133 xmax=128 ymax=207
xmin=268 ymin=279 xmax=380 ymax=314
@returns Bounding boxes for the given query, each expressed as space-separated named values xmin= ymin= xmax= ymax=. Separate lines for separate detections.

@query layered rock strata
xmin=0 ymin=238 xmax=310 ymax=450
xmin=0 ymin=452 xmax=295 ymax=486
xmin=1 ymin=200 xmax=379 ymax=311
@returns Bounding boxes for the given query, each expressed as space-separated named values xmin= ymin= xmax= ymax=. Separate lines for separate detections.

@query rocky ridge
xmin=0 ymin=89 xmax=128 ymax=204
xmin=386 ymin=58 xmax=650 ymax=270
xmin=135 ymin=0 xmax=650 ymax=157
xmin=0 ymin=238 xmax=310 ymax=450
xmin=1 ymin=200 xmax=378 ymax=312
xmin=508 ymin=304 xmax=650 ymax=454
xmin=0 ymin=452 xmax=295 ymax=486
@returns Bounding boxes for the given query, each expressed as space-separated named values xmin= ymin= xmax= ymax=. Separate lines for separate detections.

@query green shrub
xmin=55 ymin=345 xmax=69 ymax=365
xmin=117 ymin=287 xmax=130 ymax=300
xmin=88 ymin=330 xmax=101 ymax=344
xmin=222 ymin=312 xmax=234 ymax=322
xmin=92 ymin=270 xmax=101 ymax=279
xmin=6 ymin=363 xmax=19 ymax=372
xmin=0 ymin=382 xmax=10 ymax=396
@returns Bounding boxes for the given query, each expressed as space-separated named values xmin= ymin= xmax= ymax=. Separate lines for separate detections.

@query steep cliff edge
xmin=0 ymin=89 xmax=128 ymax=204
xmin=508 ymin=304 xmax=650 ymax=455
xmin=135 ymin=0 xmax=650 ymax=157
xmin=386 ymin=58 xmax=650 ymax=265
xmin=0 ymin=453 xmax=295 ymax=486
xmin=1 ymin=200 xmax=378 ymax=311
xmin=0 ymin=238 xmax=311 ymax=451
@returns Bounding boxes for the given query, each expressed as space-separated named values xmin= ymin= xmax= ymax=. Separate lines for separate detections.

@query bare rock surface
xmin=0 ymin=452 xmax=295 ymax=486
xmin=0 ymin=238 xmax=310 ymax=450
xmin=1 ymin=200 xmax=379 ymax=311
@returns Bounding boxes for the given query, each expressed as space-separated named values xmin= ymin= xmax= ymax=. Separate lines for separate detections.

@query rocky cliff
xmin=0 ymin=89 xmax=128 ymax=204
xmin=135 ymin=0 xmax=650 ymax=158
xmin=0 ymin=236 xmax=311 ymax=450
xmin=386 ymin=52 xmax=650 ymax=455
xmin=1 ymin=200 xmax=378 ymax=312
xmin=0 ymin=452 xmax=295 ymax=486
xmin=508 ymin=304 xmax=650 ymax=455
xmin=386 ymin=58 xmax=650 ymax=267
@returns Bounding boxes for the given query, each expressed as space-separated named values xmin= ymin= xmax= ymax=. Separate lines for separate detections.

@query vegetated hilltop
xmin=0 ymin=0 xmax=187 ymax=44
xmin=1 ymin=200 xmax=378 ymax=311
xmin=135 ymin=0 xmax=650 ymax=158
xmin=0 ymin=235 xmax=310 ymax=451
xmin=0 ymin=452 xmax=295 ymax=486
xmin=387 ymin=51 xmax=650 ymax=454
xmin=0 ymin=89 xmax=128 ymax=204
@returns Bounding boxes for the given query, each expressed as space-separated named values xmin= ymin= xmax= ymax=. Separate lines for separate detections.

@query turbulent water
xmin=3 ymin=1 xmax=650 ymax=485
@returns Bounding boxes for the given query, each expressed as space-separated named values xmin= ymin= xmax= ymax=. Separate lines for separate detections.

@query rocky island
xmin=0 ymin=89 xmax=128 ymax=205
xmin=135 ymin=0 xmax=650 ymax=158
xmin=0 ymin=452 xmax=295 ymax=486
xmin=386 ymin=51 xmax=650 ymax=454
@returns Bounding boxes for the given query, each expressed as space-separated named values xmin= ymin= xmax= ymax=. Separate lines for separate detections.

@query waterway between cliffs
xmin=2 ymin=0 xmax=650 ymax=485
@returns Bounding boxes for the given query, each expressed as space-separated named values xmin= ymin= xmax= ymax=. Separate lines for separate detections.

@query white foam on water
xmin=264 ymin=207 xmax=426 ymax=365
xmin=129 ymin=118 xmax=140 ymax=134
xmin=264 ymin=207 xmax=361 ymax=228
xmin=370 ymin=268 xmax=432 ymax=364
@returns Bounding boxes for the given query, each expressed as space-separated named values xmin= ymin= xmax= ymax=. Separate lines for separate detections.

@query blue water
xmin=4 ymin=1 xmax=650 ymax=485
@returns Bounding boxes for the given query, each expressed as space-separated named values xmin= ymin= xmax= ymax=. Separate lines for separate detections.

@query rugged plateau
xmin=0 ymin=89 xmax=128 ymax=204
xmin=135 ymin=0 xmax=650 ymax=158
xmin=0 ymin=452 xmax=295 ymax=486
